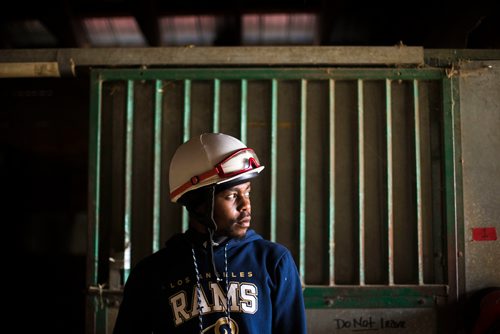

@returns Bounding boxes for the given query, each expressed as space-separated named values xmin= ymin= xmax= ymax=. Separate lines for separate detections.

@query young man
xmin=113 ymin=133 xmax=307 ymax=334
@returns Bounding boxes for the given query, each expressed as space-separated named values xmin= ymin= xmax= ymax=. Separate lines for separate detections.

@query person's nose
xmin=238 ymin=195 xmax=251 ymax=212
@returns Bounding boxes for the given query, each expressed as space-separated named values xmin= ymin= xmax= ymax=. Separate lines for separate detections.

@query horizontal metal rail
xmin=95 ymin=68 xmax=444 ymax=81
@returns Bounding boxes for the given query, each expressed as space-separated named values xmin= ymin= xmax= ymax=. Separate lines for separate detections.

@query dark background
xmin=1 ymin=1 xmax=499 ymax=49
xmin=1 ymin=1 xmax=499 ymax=333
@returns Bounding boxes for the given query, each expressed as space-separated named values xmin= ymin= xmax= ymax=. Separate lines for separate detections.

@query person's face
xmin=213 ymin=181 xmax=252 ymax=239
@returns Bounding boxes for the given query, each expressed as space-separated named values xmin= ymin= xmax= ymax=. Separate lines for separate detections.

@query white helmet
xmin=169 ymin=133 xmax=265 ymax=203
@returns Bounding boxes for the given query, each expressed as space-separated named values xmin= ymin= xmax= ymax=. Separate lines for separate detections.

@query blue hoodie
xmin=113 ymin=229 xmax=307 ymax=334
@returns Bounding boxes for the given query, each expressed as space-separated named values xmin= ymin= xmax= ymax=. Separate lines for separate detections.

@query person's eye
xmin=244 ymin=191 xmax=251 ymax=198
xmin=225 ymin=193 xmax=237 ymax=200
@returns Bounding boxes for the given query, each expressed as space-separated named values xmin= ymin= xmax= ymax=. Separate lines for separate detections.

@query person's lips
xmin=237 ymin=216 xmax=251 ymax=228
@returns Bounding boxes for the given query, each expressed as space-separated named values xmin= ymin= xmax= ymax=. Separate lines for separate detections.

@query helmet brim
xmin=171 ymin=166 xmax=264 ymax=203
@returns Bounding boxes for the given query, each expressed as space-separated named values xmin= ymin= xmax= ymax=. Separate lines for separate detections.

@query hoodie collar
xmin=185 ymin=228 xmax=228 ymax=249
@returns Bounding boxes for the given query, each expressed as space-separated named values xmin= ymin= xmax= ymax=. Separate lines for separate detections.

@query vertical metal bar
xmin=88 ymin=72 xmax=102 ymax=289
xmin=86 ymin=71 xmax=102 ymax=334
xmin=152 ymin=80 xmax=163 ymax=253
xmin=299 ymin=79 xmax=307 ymax=282
xmin=270 ymin=79 xmax=278 ymax=242
xmin=182 ymin=79 xmax=191 ymax=231
xmin=240 ymin=79 xmax=248 ymax=144
xmin=328 ymin=79 xmax=336 ymax=286
xmin=123 ymin=80 xmax=135 ymax=282
xmin=386 ymin=79 xmax=395 ymax=286
xmin=413 ymin=80 xmax=424 ymax=285
xmin=357 ymin=79 xmax=365 ymax=286
xmin=213 ymin=78 xmax=220 ymax=132
xmin=183 ymin=80 xmax=192 ymax=143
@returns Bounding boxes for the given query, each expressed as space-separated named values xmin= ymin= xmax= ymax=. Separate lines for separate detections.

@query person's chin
xmin=231 ymin=226 xmax=248 ymax=239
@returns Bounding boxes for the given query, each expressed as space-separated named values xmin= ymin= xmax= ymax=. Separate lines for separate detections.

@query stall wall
xmin=460 ymin=61 xmax=500 ymax=294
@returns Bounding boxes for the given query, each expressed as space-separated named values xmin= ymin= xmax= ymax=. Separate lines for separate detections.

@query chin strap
xmin=207 ymin=227 xmax=222 ymax=282
xmin=186 ymin=186 xmax=221 ymax=281
xmin=186 ymin=185 xmax=217 ymax=230
xmin=199 ymin=185 xmax=221 ymax=281
xmin=189 ymin=183 xmax=232 ymax=333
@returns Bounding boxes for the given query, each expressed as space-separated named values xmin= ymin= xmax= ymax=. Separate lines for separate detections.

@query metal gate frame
xmin=86 ymin=65 xmax=464 ymax=333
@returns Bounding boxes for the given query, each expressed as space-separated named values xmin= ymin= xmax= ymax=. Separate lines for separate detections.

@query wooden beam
xmin=0 ymin=46 xmax=425 ymax=67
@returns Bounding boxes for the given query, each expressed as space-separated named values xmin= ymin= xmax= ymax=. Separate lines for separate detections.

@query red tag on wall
xmin=472 ymin=227 xmax=497 ymax=241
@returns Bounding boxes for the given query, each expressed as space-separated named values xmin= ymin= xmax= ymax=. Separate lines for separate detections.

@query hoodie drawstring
xmin=192 ymin=243 xmax=231 ymax=334
xmin=191 ymin=247 xmax=204 ymax=332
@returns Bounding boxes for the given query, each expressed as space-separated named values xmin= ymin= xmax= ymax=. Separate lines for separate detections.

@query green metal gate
xmin=87 ymin=66 xmax=462 ymax=333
